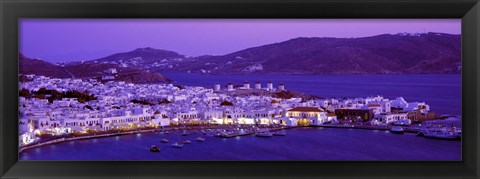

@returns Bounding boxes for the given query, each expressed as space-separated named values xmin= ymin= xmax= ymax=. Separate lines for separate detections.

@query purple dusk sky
xmin=20 ymin=19 xmax=460 ymax=62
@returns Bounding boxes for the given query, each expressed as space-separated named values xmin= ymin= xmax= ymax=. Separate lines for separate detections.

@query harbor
xmin=19 ymin=119 xmax=461 ymax=156
xmin=19 ymin=111 xmax=462 ymax=153
xmin=19 ymin=124 xmax=288 ymax=152
xmin=19 ymin=127 xmax=461 ymax=161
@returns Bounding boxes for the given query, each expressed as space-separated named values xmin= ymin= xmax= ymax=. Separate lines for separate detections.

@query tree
xmin=37 ymin=87 xmax=46 ymax=94
xmin=48 ymin=90 xmax=63 ymax=103
xmin=131 ymin=99 xmax=153 ymax=106
xmin=220 ymin=101 xmax=233 ymax=106
xmin=158 ymin=99 xmax=172 ymax=104
xmin=64 ymin=90 xmax=97 ymax=103
xmin=35 ymin=94 xmax=46 ymax=99
xmin=19 ymin=88 xmax=31 ymax=98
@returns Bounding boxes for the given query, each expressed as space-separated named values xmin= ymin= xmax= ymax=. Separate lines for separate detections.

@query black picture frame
xmin=1 ymin=0 xmax=479 ymax=178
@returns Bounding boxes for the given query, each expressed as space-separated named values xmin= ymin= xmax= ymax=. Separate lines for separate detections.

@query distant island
xmin=20 ymin=32 xmax=461 ymax=83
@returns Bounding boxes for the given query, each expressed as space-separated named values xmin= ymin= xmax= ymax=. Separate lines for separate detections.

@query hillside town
xmin=18 ymin=73 xmax=444 ymax=147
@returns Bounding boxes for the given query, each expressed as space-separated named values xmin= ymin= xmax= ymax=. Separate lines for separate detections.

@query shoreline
xmin=315 ymin=124 xmax=418 ymax=133
xmin=18 ymin=124 xmax=416 ymax=153
xmin=19 ymin=129 xmax=158 ymax=153
xmin=19 ymin=125 xmax=286 ymax=153
xmin=21 ymin=121 xmax=462 ymax=153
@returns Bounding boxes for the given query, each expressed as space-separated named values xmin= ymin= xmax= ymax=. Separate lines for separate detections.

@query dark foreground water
xmin=20 ymin=128 xmax=461 ymax=160
xmin=163 ymin=73 xmax=461 ymax=116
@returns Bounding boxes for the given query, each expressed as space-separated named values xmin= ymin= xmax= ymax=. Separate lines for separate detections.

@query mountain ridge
xmin=22 ymin=32 xmax=461 ymax=77
xmin=171 ymin=32 xmax=460 ymax=74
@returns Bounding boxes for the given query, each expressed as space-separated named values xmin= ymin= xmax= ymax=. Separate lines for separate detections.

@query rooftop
xmin=287 ymin=107 xmax=323 ymax=112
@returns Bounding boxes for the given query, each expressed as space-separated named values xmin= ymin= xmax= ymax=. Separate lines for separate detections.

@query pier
xmin=316 ymin=124 xmax=419 ymax=133
xmin=214 ymin=126 xmax=288 ymax=138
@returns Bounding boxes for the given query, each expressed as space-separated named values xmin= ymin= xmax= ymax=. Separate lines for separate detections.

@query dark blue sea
xmin=19 ymin=74 xmax=461 ymax=160
xmin=20 ymin=127 xmax=461 ymax=160
xmin=163 ymin=73 xmax=461 ymax=116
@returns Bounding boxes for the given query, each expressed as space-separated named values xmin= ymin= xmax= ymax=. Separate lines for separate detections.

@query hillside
xmin=19 ymin=53 xmax=72 ymax=78
xmin=171 ymin=32 xmax=461 ymax=74
xmin=21 ymin=32 xmax=462 ymax=79
xmin=84 ymin=47 xmax=195 ymax=71
xmin=19 ymin=53 xmax=169 ymax=84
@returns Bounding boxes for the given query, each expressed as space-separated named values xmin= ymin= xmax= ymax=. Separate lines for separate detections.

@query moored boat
xmin=454 ymin=127 xmax=462 ymax=137
xmin=389 ymin=126 xmax=405 ymax=134
xmin=172 ymin=143 xmax=184 ymax=148
xmin=215 ymin=131 xmax=233 ymax=138
xmin=150 ymin=145 xmax=160 ymax=152
xmin=255 ymin=131 xmax=273 ymax=137
xmin=273 ymin=131 xmax=287 ymax=136
xmin=393 ymin=119 xmax=412 ymax=126
xmin=182 ymin=140 xmax=192 ymax=144
xmin=195 ymin=137 xmax=206 ymax=142
xmin=423 ymin=127 xmax=459 ymax=140
xmin=160 ymin=138 xmax=169 ymax=143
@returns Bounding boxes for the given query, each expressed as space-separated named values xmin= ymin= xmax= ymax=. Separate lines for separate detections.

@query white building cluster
xmin=18 ymin=75 xmax=434 ymax=146
xmin=217 ymin=81 xmax=282 ymax=92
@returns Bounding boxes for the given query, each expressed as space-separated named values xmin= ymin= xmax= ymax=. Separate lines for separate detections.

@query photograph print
xmin=18 ymin=19 xmax=461 ymax=160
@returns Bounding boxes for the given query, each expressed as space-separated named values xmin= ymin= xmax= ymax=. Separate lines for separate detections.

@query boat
xmin=182 ymin=140 xmax=191 ymax=144
xmin=255 ymin=131 xmax=273 ymax=137
xmin=195 ymin=137 xmax=205 ymax=142
xmin=455 ymin=128 xmax=462 ymax=138
xmin=389 ymin=126 xmax=405 ymax=134
xmin=172 ymin=143 xmax=184 ymax=148
xmin=273 ymin=131 xmax=287 ymax=136
xmin=164 ymin=131 xmax=170 ymax=134
xmin=215 ymin=131 xmax=233 ymax=138
xmin=423 ymin=127 xmax=459 ymax=140
xmin=181 ymin=130 xmax=188 ymax=136
xmin=393 ymin=119 xmax=412 ymax=126
xmin=160 ymin=138 xmax=169 ymax=143
xmin=150 ymin=145 xmax=160 ymax=152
